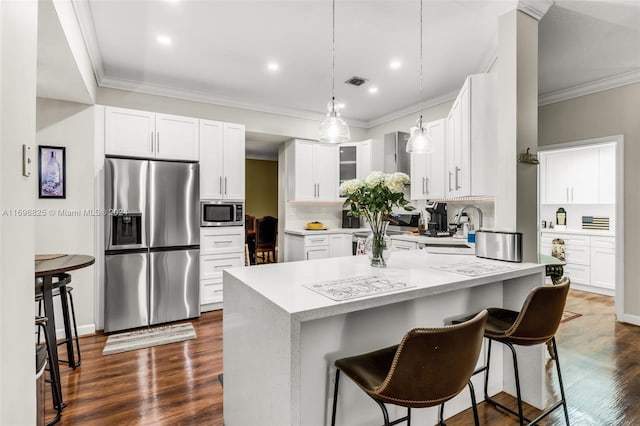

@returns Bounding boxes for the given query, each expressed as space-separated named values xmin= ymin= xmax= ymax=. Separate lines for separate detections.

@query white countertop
xmin=540 ymin=228 xmax=615 ymax=237
xmin=224 ymin=251 xmax=543 ymax=321
xmin=284 ymin=228 xmax=370 ymax=236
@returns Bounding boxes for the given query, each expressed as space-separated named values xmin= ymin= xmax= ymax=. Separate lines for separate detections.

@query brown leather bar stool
xmin=331 ymin=311 xmax=488 ymax=426
xmin=36 ymin=273 xmax=81 ymax=368
xmin=473 ymin=277 xmax=571 ymax=425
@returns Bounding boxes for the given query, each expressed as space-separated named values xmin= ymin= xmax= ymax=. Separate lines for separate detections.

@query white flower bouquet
xmin=340 ymin=171 xmax=414 ymax=266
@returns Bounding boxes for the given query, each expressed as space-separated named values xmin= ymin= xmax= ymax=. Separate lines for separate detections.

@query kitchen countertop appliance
xmin=104 ymin=158 xmax=200 ymax=333
xmin=342 ymin=209 xmax=361 ymax=228
xmin=426 ymin=201 xmax=449 ymax=236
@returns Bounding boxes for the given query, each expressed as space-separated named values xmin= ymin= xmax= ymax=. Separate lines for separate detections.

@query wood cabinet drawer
xmin=563 ymin=264 xmax=590 ymax=285
xmin=200 ymin=227 xmax=244 ymax=254
xmin=591 ymin=236 xmax=615 ymax=249
xmin=200 ymin=253 xmax=245 ymax=280
xmin=201 ymin=278 xmax=223 ymax=305
xmin=304 ymin=235 xmax=330 ymax=247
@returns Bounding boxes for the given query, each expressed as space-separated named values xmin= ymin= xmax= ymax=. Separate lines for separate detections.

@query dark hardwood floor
xmin=49 ymin=290 xmax=640 ymax=425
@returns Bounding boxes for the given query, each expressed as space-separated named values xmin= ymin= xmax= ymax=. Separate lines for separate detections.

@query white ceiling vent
xmin=345 ymin=76 xmax=368 ymax=86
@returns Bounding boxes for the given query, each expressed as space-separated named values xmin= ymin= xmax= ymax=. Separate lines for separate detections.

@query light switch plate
xmin=22 ymin=144 xmax=32 ymax=177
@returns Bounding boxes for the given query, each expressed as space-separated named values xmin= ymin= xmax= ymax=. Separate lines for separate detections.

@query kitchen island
xmin=223 ymin=251 xmax=546 ymax=425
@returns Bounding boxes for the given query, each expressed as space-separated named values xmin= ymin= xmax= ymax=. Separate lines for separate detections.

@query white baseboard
xmin=55 ymin=323 xmax=96 ymax=340
xmin=571 ymin=283 xmax=614 ymax=297
xmin=620 ymin=314 xmax=640 ymax=326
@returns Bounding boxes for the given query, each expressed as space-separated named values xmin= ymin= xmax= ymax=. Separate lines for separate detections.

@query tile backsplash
xmin=286 ymin=203 xmax=344 ymax=230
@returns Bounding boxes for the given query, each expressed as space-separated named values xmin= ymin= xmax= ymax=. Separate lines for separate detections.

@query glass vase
xmin=365 ymin=221 xmax=391 ymax=268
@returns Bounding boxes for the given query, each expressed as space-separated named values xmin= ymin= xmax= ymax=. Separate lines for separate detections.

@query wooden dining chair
xmin=245 ymin=215 xmax=256 ymax=264
xmin=255 ymin=216 xmax=278 ymax=263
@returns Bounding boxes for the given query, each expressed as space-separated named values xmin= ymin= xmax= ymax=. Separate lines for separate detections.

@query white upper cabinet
xmin=540 ymin=143 xmax=615 ymax=205
xmin=445 ymin=74 xmax=496 ymax=198
xmin=338 ymin=140 xmax=372 ymax=197
xmin=155 ymin=113 xmax=199 ymax=161
xmin=105 ymin=107 xmax=199 ymax=161
xmin=287 ymin=139 xmax=338 ymax=201
xmin=411 ymin=119 xmax=446 ymax=200
xmin=105 ymin=107 xmax=155 ymax=158
xmin=200 ymin=120 xmax=245 ymax=200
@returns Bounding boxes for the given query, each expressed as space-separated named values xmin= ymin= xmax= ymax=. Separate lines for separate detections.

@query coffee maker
xmin=425 ymin=201 xmax=448 ymax=237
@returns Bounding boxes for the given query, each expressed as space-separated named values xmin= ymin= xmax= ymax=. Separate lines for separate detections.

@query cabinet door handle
xmin=150 ymin=132 xmax=154 ymax=152
xmin=422 ymin=177 xmax=426 ymax=194
xmin=455 ymin=167 xmax=461 ymax=190
xmin=448 ymin=171 xmax=453 ymax=191
xmin=219 ymin=176 xmax=223 ymax=194
xmin=425 ymin=177 xmax=429 ymax=194
xmin=156 ymin=132 xmax=160 ymax=153
xmin=571 ymin=187 xmax=574 ymax=202
xmin=566 ymin=187 xmax=569 ymax=202
xmin=225 ymin=177 xmax=228 ymax=195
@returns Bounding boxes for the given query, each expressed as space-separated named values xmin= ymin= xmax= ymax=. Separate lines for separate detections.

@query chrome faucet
xmin=454 ymin=205 xmax=484 ymax=230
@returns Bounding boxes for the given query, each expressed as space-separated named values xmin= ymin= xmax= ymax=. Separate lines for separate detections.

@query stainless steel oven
xmin=200 ymin=200 xmax=244 ymax=227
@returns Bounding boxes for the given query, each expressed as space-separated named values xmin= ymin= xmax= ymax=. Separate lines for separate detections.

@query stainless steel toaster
xmin=475 ymin=230 xmax=523 ymax=263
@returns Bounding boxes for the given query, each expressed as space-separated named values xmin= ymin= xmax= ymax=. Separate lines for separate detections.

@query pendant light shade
xmin=319 ymin=0 xmax=350 ymax=144
xmin=406 ymin=115 xmax=433 ymax=154
xmin=406 ymin=0 xmax=432 ymax=154
xmin=319 ymin=98 xmax=350 ymax=143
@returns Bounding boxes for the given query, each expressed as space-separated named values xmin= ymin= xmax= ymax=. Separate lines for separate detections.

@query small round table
xmin=35 ymin=254 xmax=94 ymax=424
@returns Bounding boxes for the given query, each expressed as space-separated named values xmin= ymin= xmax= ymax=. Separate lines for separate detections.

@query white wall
xmin=0 ymin=1 xmax=38 ymax=423
xmin=36 ymin=98 xmax=96 ymax=336
xmin=539 ymin=82 xmax=640 ymax=319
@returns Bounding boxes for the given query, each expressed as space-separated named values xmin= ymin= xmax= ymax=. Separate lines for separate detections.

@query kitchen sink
xmin=423 ymin=243 xmax=472 ymax=248
xmin=422 ymin=242 xmax=475 ymax=255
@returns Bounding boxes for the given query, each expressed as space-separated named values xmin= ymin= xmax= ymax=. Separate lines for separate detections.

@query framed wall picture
xmin=38 ymin=145 xmax=66 ymax=199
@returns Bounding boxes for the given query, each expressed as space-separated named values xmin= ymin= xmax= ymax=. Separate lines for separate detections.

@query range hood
xmin=383 ymin=131 xmax=410 ymax=175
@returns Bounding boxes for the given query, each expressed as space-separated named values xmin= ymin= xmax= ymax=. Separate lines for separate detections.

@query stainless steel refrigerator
xmin=104 ymin=158 xmax=200 ymax=333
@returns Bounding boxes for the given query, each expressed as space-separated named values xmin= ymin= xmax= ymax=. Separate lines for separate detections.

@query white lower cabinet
xmin=200 ymin=227 xmax=245 ymax=309
xmin=285 ymin=233 xmax=352 ymax=262
xmin=590 ymin=246 xmax=615 ymax=289
xmin=540 ymin=232 xmax=615 ymax=294
xmin=392 ymin=240 xmax=419 ymax=251
xmin=329 ymin=234 xmax=352 ymax=257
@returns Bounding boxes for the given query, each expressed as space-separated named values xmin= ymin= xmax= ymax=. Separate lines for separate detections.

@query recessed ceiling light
xmin=368 ymin=87 xmax=379 ymax=94
xmin=267 ymin=62 xmax=279 ymax=71
xmin=157 ymin=35 xmax=172 ymax=46
xmin=390 ymin=60 xmax=402 ymax=70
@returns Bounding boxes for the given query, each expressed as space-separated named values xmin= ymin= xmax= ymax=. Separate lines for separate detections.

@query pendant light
xmin=319 ymin=0 xmax=350 ymax=144
xmin=406 ymin=0 xmax=433 ymax=154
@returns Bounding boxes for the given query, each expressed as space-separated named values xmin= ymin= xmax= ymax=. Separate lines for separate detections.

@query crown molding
xmin=517 ymin=0 xmax=554 ymax=21
xmin=99 ymin=75 xmax=370 ymax=128
xmin=71 ymin=0 xmax=105 ymax=83
xmin=365 ymin=90 xmax=459 ymax=129
xmin=538 ymin=69 xmax=640 ymax=106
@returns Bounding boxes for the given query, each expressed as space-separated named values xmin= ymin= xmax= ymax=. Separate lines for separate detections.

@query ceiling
xmin=43 ymin=0 xmax=639 ymax=128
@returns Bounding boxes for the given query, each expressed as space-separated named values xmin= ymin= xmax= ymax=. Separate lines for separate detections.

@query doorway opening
xmin=537 ymin=135 xmax=624 ymax=321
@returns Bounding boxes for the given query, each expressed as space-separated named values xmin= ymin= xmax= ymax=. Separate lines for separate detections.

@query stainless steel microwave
xmin=200 ymin=201 xmax=243 ymax=227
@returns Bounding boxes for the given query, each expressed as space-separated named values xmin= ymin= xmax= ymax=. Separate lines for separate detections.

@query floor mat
xmin=103 ymin=323 xmax=196 ymax=355
xmin=561 ymin=311 xmax=582 ymax=323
